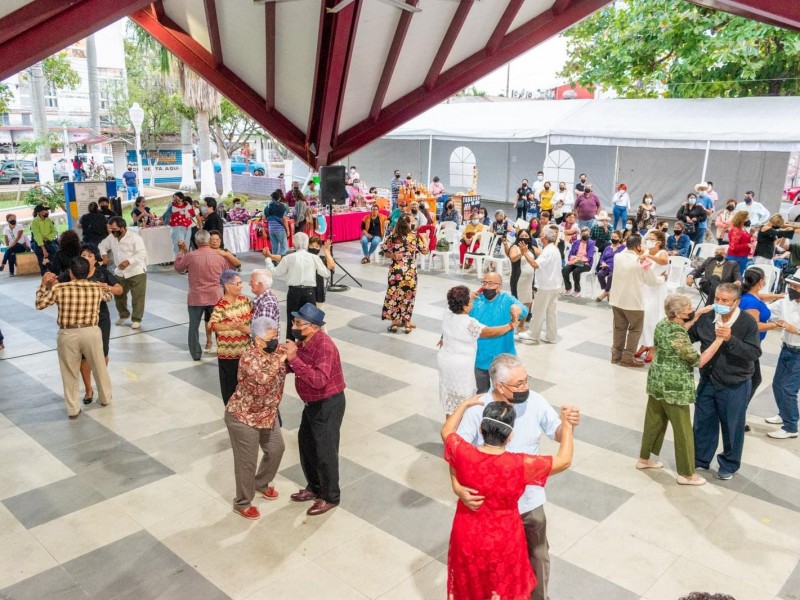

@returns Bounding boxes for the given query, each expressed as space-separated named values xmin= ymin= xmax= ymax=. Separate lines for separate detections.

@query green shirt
xmin=31 ymin=216 xmax=57 ymax=246
xmin=590 ymin=223 xmax=612 ymax=245
xmin=646 ymin=319 xmax=700 ymax=405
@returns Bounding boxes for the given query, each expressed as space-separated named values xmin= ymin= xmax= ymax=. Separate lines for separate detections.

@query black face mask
xmin=611 ymin=239 xmax=620 ymax=245
xmin=581 ymin=234 xmax=590 ymax=240
xmin=674 ymin=230 xmax=683 ymax=236
xmin=789 ymin=288 xmax=800 ymax=301
xmin=112 ymin=230 xmax=123 ymax=237
xmin=715 ymin=254 xmax=725 ymax=263
xmin=517 ymin=237 xmax=530 ymax=245
xmin=264 ymin=339 xmax=279 ymax=353
xmin=8 ymin=219 xmax=16 ymax=225
xmin=308 ymin=248 xmax=320 ymax=255
xmin=661 ymin=228 xmax=668 ymax=233
xmin=411 ymin=209 xmax=418 ymax=214
xmin=744 ymin=220 xmax=751 ymax=227
xmin=682 ymin=311 xmax=696 ymax=323
xmin=726 ymin=205 xmax=735 ymax=211
xmin=291 ymin=328 xmax=307 ymax=341
xmin=446 ymin=205 xmax=453 ymax=210
xmin=482 ymin=289 xmax=498 ymax=300
xmin=507 ymin=389 xmax=529 ymax=404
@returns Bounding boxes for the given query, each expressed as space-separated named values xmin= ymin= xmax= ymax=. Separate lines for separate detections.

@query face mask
xmin=745 ymin=197 xmax=752 ymax=204
xmin=688 ymin=199 xmax=696 ymax=205
xmin=644 ymin=240 xmax=655 ymax=249
xmin=112 ymin=230 xmax=123 ymax=237
xmin=127 ymin=168 xmax=132 ymax=172
xmin=507 ymin=389 xmax=529 ymax=404
xmin=530 ymin=223 xmax=538 ymax=230
xmin=611 ymin=239 xmax=620 ymax=245
xmin=517 ymin=237 xmax=530 ymax=245
xmin=537 ymin=175 xmax=543 ymax=181
xmin=674 ymin=230 xmax=682 ymax=236
xmin=42 ymin=213 xmax=49 ymax=219
xmin=661 ymin=227 xmax=668 ymax=233
xmin=645 ymin=198 xmax=652 ymax=204
xmin=625 ymin=224 xmax=633 ymax=230
xmin=580 ymin=178 xmax=586 ymax=183
xmin=744 ymin=220 xmax=751 ymax=227
xmin=544 ymin=185 xmax=550 ymax=190
xmin=308 ymin=248 xmax=320 ymax=255
xmin=482 ymin=289 xmax=498 ymax=300
xmin=714 ymin=254 xmax=725 ymax=263
xmin=585 ymin=190 xmax=592 ymax=195
xmin=8 ymin=219 xmax=16 ymax=225
xmin=411 ymin=209 xmax=418 ymax=214
xmin=200 ymin=206 xmax=208 ymax=215
xmin=727 ymin=204 xmax=735 ymax=211
xmin=789 ymin=288 xmax=800 ymax=301
xmin=446 ymin=205 xmax=453 ymax=210
xmin=471 ymin=219 xmax=479 ymax=225
xmin=682 ymin=311 xmax=696 ymax=323
xmin=291 ymin=328 xmax=307 ymax=341
xmin=560 ymin=187 xmax=566 ymax=191
xmin=581 ymin=234 xmax=590 ymax=240
xmin=264 ymin=339 xmax=279 ymax=353
xmin=712 ymin=303 xmax=732 ymax=316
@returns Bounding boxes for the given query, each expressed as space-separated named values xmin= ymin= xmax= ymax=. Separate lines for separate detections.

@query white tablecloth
xmin=132 ymin=226 xmax=174 ymax=265
xmin=224 ymin=224 xmax=250 ymax=254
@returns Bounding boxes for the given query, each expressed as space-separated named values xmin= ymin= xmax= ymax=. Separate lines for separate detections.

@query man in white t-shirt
xmin=520 ymin=228 xmax=561 ymax=344
xmin=453 ymin=354 xmax=580 ymax=600
xmin=531 ymin=170 xmax=545 ymax=199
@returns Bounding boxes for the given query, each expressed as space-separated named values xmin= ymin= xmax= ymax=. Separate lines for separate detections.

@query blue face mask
xmin=712 ymin=303 xmax=732 ymax=316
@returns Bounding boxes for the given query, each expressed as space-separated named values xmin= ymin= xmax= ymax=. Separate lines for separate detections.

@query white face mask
xmin=644 ymin=240 xmax=656 ymax=249
xmin=644 ymin=198 xmax=652 ymax=204
xmin=625 ymin=223 xmax=633 ymax=230
xmin=471 ymin=218 xmax=479 ymax=225
xmin=537 ymin=175 xmax=543 ymax=181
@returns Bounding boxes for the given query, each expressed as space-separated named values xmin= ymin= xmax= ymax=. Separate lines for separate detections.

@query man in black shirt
xmin=515 ymin=179 xmax=532 ymax=220
xmin=574 ymin=173 xmax=587 ymax=197
xmin=202 ymin=197 xmax=223 ymax=234
xmin=98 ymin=197 xmax=116 ymax=220
xmin=688 ymin=283 xmax=761 ymax=480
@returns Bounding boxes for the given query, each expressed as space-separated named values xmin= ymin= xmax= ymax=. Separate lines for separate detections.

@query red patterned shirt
xmin=169 ymin=202 xmax=196 ymax=228
xmin=210 ymin=295 xmax=252 ymax=359
xmin=226 ymin=344 xmax=287 ymax=428
xmin=287 ymin=330 xmax=346 ymax=402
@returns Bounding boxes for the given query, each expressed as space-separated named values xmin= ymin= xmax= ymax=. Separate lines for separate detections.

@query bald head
xmin=483 ymin=272 xmax=502 ymax=286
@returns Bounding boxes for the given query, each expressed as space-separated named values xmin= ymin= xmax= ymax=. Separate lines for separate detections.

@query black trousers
xmin=747 ymin=359 xmax=762 ymax=404
xmin=298 ymin=392 xmax=346 ymax=504
xmin=562 ymin=263 xmax=590 ymax=290
xmin=286 ymin=286 xmax=317 ymax=340
xmin=218 ymin=358 xmax=240 ymax=406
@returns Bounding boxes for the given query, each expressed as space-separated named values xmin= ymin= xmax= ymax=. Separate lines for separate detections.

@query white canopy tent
xmin=348 ymin=97 xmax=799 ymax=215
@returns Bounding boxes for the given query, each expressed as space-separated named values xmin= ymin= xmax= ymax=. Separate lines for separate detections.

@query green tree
xmin=211 ymin=98 xmax=263 ymax=197
xmin=0 ymin=83 xmax=12 ymax=114
xmin=559 ymin=0 xmax=800 ymax=98
xmin=42 ymin=53 xmax=81 ymax=90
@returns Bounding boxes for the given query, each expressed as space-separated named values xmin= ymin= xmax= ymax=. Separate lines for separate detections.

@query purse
xmin=436 ymin=238 xmax=451 ymax=251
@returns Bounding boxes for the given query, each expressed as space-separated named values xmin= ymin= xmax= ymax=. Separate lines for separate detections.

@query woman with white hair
xmin=263 ymin=231 xmax=334 ymax=339
xmin=225 ymin=316 xmax=287 ymax=520
xmin=210 ymin=270 xmax=253 ymax=405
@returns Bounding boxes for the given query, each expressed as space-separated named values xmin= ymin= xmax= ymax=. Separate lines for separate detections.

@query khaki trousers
xmin=115 ymin=273 xmax=147 ymax=322
xmin=639 ymin=395 xmax=695 ymax=476
xmin=522 ymin=504 xmax=549 ymax=600
xmin=56 ymin=326 xmax=112 ymax=416
xmin=225 ymin=412 xmax=285 ymax=510
xmin=611 ymin=306 xmax=644 ymax=362
xmin=529 ymin=288 xmax=559 ymax=343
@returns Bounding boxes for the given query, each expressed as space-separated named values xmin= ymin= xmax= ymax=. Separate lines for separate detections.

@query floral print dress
xmin=381 ymin=232 xmax=426 ymax=323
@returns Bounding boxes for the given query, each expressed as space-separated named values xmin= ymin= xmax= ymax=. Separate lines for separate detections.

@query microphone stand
xmin=326 ymin=203 xmax=362 ymax=292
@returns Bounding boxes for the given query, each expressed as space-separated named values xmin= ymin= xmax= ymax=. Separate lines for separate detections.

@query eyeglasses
xmin=481 ymin=280 xmax=500 ymax=287
xmin=292 ymin=319 xmax=310 ymax=327
xmin=501 ymin=379 xmax=529 ymax=391
xmin=229 ymin=281 xmax=242 ymax=286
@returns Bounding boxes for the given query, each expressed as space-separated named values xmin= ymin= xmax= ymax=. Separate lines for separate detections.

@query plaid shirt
xmin=252 ymin=290 xmax=280 ymax=329
xmin=590 ymin=223 xmax=612 ymax=246
xmin=288 ymin=330 xmax=346 ymax=402
xmin=35 ymin=280 xmax=112 ymax=327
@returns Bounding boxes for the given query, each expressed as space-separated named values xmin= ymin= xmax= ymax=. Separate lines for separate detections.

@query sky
xmin=474 ymin=35 xmax=569 ymax=96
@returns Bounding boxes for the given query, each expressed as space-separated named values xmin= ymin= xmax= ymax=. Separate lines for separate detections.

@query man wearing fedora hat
xmin=694 ymin=182 xmax=716 ymax=244
xmin=283 ymin=303 xmax=347 ymax=516
xmin=765 ymin=273 xmax=800 ymax=439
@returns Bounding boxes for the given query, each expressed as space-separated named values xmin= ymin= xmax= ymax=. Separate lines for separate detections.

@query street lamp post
xmin=128 ymin=102 xmax=145 ymax=188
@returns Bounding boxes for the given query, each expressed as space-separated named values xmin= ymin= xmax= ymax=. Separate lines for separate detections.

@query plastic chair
xmin=462 ymin=231 xmax=495 ymax=277
xmin=666 ymin=256 xmax=691 ymax=291
xmin=746 ymin=263 xmax=782 ymax=293
xmin=416 ymin=224 xmax=436 ymax=269
xmin=692 ymin=242 xmax=718 ymax=261
xmin=483 ymin=235 xmax=511 ymax=277
xmin=428 ymin=228 xmax=460 ymax=273
xmin=579 ymin=251 xmax=602 ymax=298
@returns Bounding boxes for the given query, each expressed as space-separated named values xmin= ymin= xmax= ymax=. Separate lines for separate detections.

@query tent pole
xmin=544 ymin=135 xmax=550 ymax=168
xmin=612 ymin=145 xmax=619 ymax=191
xmin=427 ymin=135 xmax=433 ymax=186
xmin=701 ymin=139 xmax=711 ymax=182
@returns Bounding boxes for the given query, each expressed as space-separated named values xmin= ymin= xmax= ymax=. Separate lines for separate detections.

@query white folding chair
xmin=428 ymin=228 xmax=460 ymax=273
xmin=579 ymin=251 xmax=602 ymax=298
xmin=692 ymin=242 xmax=718 ymax=261
xmin=462 ymin=231 xmax=495 ymax=277
xmin=747 ymin=264 xmax=782 ymax=293
xmin=666 ymin=256 xmax=691 ymax=291
xmin=483 ymin=235 xmax=511 ymax=277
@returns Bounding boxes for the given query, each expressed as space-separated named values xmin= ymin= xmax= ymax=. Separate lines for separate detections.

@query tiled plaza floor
xmin=1 ymin=241 xmax=799 ymax=600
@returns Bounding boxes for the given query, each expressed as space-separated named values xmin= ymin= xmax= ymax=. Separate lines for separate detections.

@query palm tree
xmin=179 ymin=67 xmax=220 ymax=198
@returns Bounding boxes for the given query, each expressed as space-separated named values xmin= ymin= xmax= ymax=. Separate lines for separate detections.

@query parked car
xmin=786 ymin=185 xmax=800 ymax=205
xmin=213 ymin=154 xmax=266 ymax=176
xmin=0 ymin=160 xmax=37 ymax=184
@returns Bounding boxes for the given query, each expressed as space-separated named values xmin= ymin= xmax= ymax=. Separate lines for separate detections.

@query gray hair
xmin=494 ymin=209 xmax=506 ymax=219
xmin=251 ymin=269 xmax=273 ymax=289
xmin=541 ymin=229 xmax=558 ymax=244
xmin=220 ymin=269 xmax=240 ymax=289
xmin=664 ymin=293 xmax=691 ymax=319
xmin=489 ymin=354 xmax=526 ymax=387
xmin=294 ymin=232 xmax=309 ymax=250
xmin=195 ymin=230 xmax=211 ymax=246
xmin=251 ymin=316 xmax=278 ymax=339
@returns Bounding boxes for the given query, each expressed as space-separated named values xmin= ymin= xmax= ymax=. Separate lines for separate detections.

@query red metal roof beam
xmin=687 ymin=0 xmax=800 ymax=31
xmin=0 ymin=0 xmax=82 ymax=46
xmin=265 ymin=1 xmax=277 ymax=110
xmin=203 ymin=0 xmax=224 ymax=68
xmin=486 ymin=0 xmax=527 ymax=56
xmin=424 ymin=0 xmax=473 ymax=91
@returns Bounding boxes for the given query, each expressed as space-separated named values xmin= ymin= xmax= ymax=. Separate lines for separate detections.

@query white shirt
xmin=457 ymin=391 xmax=560 ymax=514
xmin=613 ymin=191 xmax=631 ymax=209
xmin=265 ymin=249 xmax=329 ymax=286
xmin=609 ymin=249 xmax=661 ymax=310
xmin=3 ymin=224 xmax=25 ymax=246
xmin=532 ymin=179 xmax=545 ymax=198
xmin=350 ymin=170 xmax=360 ymax=181
xmin=411 ymin=211 xmax=428 ymax=229
xmin=533 ymin=243 xmax=562 ymax=290
xmin=98 ymin=231 xmax=148 ymax=278
xmin=734 ymin=201 xmax=770 ymax=227
xmin=769 ymin=297 xmax=800 ymax=347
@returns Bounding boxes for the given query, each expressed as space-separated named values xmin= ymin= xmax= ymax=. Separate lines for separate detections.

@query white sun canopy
xmin=387 ymin=97 xmax=800 ymax=152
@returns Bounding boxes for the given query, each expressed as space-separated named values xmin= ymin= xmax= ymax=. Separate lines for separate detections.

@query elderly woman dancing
xmin=637 ymin=294 xmax=716 ymax=486
xmin=210 ymin=269 xmax=253 ymax=405
xmin=225 ymin=317 xmax=287 ymax=520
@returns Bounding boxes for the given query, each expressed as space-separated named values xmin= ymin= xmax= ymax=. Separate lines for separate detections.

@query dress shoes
xmin=619 ymin=359 xmax=644 ymax=368
xmin=290 ymin=489 xmax=318 ymax=502
xmin=306 ymin=499 xmax=338 ymax=516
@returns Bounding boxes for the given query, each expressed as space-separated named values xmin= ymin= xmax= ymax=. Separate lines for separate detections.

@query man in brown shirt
xmin=36 ymin=256 xmax=113 ymax=419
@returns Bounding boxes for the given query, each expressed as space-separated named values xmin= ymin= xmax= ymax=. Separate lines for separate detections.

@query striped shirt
xmin=210 ymin=295 xmax=253 ymax=359
xmin=252 ymin=290 xmax=280 ymax=329
xmin=35 ymin=280 xmax=112 ymax=327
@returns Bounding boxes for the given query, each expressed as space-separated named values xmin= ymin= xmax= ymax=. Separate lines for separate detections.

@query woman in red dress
xmin=441 ymin=398 xmax=575 ymax=600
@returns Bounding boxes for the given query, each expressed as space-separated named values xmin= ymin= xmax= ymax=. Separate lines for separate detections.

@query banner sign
xmin=124 ymin=149 xmax=182 ymax=184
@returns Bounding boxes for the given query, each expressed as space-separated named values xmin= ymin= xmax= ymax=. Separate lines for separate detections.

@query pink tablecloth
xmin=324 ymin=211 xmax=370 ymax=242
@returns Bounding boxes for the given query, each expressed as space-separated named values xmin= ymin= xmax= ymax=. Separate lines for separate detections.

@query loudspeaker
xmin=320 ymin=165 xmax=347 ymax=206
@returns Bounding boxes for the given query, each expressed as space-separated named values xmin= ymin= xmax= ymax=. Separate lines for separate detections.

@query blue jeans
xmin=693 ymin=226 xmax=707 ymax=245
xmin=269 ymin=228 xmax=288 ymax=255
xmin=127 ymin=185 xmax=139 ymax=201
xmin=361 ymin=234 xmax=382 ymax=257
xmin=772 ymin=344 xmax=800 ymax=433
xmin=187 ymin=305 xmax=213 ymax=361
xmin=612 ymin=206 xmax=627 ymax=231
xmin=694 ymin=376 xmax=750 ymax=475
xmin=726 ymin=255 xmax=750 ymax=276
xmin=578 ymin=218 xmax=595 ymax=230
xmin=73 ymin=169 xmax=83 ymax=182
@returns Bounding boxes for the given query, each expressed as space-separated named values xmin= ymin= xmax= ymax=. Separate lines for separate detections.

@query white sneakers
xmin=115 ymin=318 xmax=126 ymax=326
xmin=131 ymin=322 xmax=141 ymax=330
xmin=765 ymin=415 xmax=784 ymax=424
xmin=767 ymin=429 xmax=798 ymax=439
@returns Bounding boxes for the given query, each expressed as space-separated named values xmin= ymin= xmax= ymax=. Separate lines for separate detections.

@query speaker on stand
xmin=319 ymin=165 xmax=362 ymax=292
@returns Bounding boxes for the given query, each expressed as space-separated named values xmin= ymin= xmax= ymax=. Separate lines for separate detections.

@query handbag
xmin=682 ymin=221 xmax=696 ymax=236
xmin=436 ymin=237 xmax=452 ymax=251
